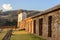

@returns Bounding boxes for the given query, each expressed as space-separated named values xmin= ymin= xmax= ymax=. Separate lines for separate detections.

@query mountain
xmin=0 ymin=9 xmax=42 ymax=26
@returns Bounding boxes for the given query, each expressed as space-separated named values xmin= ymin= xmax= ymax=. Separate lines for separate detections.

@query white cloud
xmin=2 ymin=4 xmax=12 ymax=10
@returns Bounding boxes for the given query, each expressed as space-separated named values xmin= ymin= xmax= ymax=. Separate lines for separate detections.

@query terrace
xmin=11 ymin=30 xmax=46 ymax=40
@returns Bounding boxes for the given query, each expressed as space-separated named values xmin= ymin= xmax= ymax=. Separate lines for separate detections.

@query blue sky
xmin=0 ymin=0 xmax=60 ymax=11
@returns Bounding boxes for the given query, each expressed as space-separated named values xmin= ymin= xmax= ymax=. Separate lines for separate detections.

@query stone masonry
xmin=18 ymin=4 xmax=60 ymax=40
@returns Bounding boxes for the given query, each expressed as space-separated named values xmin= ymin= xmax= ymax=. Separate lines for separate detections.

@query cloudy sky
xmin=0 ymin=0 xmax=60 ymax=11
xmin=2 ymin=4 xmax=12 ymax=10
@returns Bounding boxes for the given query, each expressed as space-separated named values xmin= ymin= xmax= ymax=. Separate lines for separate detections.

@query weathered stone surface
xmin=18 ymin=5 xmax=60 ymax=40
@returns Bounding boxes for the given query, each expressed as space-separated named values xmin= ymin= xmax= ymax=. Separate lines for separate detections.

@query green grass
xmin=0 ymin=30 xmax=8 ymax=40
xmin=11 ymin=30 xmax=46 ymax=40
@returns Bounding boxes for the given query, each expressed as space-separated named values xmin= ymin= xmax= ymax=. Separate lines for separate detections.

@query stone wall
xmin=18 ymin=10 xmax=60 ymax=40
xmin=22 ymin=10 xmax=59 ymax=40
xmin=18 ymin=5 xmax=60 ymax=40
xmin=32 ymin=10 xmax=59 ymax=40
xmin=58 ymin=10 xmax=60 ymax=40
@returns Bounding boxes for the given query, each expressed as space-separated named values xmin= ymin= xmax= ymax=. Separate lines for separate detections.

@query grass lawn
xmin=11 ymin=30 xmax=46 ymax=40
xmin=0 ymin=29 xmax=8 ymax=40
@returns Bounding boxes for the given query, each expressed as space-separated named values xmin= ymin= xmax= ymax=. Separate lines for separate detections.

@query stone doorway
xmin=39 ymin=18 xmax=43 ymax=36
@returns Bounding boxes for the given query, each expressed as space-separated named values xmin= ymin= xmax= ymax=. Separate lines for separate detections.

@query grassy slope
xmin=11 ymin=30 xmax=46 ymax=40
